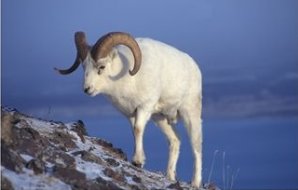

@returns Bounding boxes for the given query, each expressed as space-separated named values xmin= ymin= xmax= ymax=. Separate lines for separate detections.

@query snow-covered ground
xmin=1 ymin=107 xmax=213 ymax=190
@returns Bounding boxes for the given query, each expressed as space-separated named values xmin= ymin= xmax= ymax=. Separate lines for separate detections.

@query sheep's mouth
xmin=88 ymin=91 xmax=97 ymax=97
xmin=84 ymin=88 xmax=97 ymax=97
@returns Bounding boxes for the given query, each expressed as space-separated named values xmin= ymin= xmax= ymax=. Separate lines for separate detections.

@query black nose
xmin=84 ymin=87 xmax=90 ymax=93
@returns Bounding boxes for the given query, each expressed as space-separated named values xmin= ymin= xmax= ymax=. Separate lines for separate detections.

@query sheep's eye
xmin=97 ymin=66 xmax=105 ymax=75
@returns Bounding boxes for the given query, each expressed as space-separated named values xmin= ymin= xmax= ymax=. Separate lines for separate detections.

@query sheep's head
xmin=55 ymin=31 xmax=142 ymax=96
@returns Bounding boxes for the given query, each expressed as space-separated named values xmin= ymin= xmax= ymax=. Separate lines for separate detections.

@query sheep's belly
xmin=108 ymin=94 xmax=180 ymax=123
xmin=153 ymin=101 xmax=180 ymax=124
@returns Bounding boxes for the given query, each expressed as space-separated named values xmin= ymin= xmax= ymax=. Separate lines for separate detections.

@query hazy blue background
xmin=2 ymin=0 xmax=298 ymax=189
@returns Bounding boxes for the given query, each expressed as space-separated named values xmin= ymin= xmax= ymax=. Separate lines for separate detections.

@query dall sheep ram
xmin=55 ymin=31 xmax=203 ymax=188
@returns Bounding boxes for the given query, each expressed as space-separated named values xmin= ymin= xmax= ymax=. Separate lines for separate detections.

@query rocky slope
xmin=1 ymin=107 xmax=216 ymax=190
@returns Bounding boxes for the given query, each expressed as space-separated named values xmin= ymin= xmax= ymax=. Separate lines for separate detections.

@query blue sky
xmin=2 ymin=0 xmax=298 ymax=119
xmin=2 ymin=0 xmax=298 ymax=189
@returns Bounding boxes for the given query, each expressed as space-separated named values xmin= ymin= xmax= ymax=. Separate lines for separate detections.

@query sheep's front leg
xmin=153 ymin=115 xmax=180 ymax=181
xmin=130 ymin=109 xmax=151 ymax=168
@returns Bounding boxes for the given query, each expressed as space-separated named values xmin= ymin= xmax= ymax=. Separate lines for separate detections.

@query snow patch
xmin=74 ymin=155 xmax=105 ymax=180
xmin=20 ymin=154 xmax=34 ymax=162
xmin=1 ymin=167 xmax=71 ymax=190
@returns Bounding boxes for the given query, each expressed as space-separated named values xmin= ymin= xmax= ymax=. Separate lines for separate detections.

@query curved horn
xmin=55 ymin=32 xmax=89 ymax=75
xmin=91 ymin=32 xmax=142 ymax=76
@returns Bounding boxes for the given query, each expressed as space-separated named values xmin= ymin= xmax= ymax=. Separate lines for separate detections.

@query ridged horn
xmin=55 ymin=32 xmax=89 ymax=75
xmin=91 ymin=32 xmax=142 ymax=76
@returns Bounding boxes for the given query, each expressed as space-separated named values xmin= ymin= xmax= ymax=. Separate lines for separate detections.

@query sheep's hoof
xmin=131 ymin=161 xmax=143 ymax=168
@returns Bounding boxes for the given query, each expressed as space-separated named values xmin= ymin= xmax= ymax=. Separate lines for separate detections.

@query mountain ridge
xmin=1 ymin=107 xmax=217 ymax=190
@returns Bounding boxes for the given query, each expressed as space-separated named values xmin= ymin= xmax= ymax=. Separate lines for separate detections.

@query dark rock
xmin=93 ymin=138 xmax=113 ymax=148
xmin=132 ymin=174 xmax=142 ymax=183
xmin=84 ymin=182 xmax=103 ymax=190
xmin=105 ymin=147 xmax=127 ymax=161
xmin=14 ymin=127 xmax=49 ymax=157
xmin=41 ymin=147 xmax=76 ymax=169
xmin=92 ymin=139 xmax=127 ymax=161
xmin=71 ymin=150 xmax=84 ymax=156
xmin=167 ymin=181 xmax=183 ymax=190
xmin=20 ymin=127 xmax=41 ymax=140
xmin=95 ymin=176 xmax=124 ymax=190
xmin=1 ymin=143 xmax=24 ymax=173
xmin=1 ymin=111 xmax=49 ymax=159
xmin=26 ymin=159 xmax=45 ymax=175
xmin=121 ymin=169 xmax=140 ymax=185
xmin=1 ymin=175 xmax=14 ymax=190
xmin=130 ymin=184 xmax=142 ymax=190
xmin=105 ymin=158 xmax=120 ymax=167
xmin=111 ymin=148 xmax=127 ymax=161
xmin=70 ymin=120 xmax=88 ymax=143
xmin=88 ymin=146 xmax=96 ymax=151
xmin=50 ymin=130 xmax=77 ymax=149
xmin=103 ymin=168 xmax=125 ymax=182
xmin=72 ymin=150 xmax=104 ymax=165
xmin=53 ymin=166 xmax=86 ymax=189
xmin=1 ymin=112 xmax=16 ymax=146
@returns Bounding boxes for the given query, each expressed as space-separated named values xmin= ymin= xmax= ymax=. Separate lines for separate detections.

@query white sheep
xmin=55 ymin=32 xmax=203 ymax=188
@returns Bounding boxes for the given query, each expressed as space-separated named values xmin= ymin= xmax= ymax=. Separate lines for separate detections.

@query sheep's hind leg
xmin=130 ymin=109 xmax=151 ymax=168
xmin=180 ymin=102 xmax=203 ymax=188
xmin=189 ymin=116 xmax=203 ymax=188
xmin=153 ymin=114 xmax=180 ymax=181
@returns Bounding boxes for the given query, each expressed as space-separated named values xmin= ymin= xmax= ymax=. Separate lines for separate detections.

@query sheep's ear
xmin=109 ymin=49 xmax=118 ymax=60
